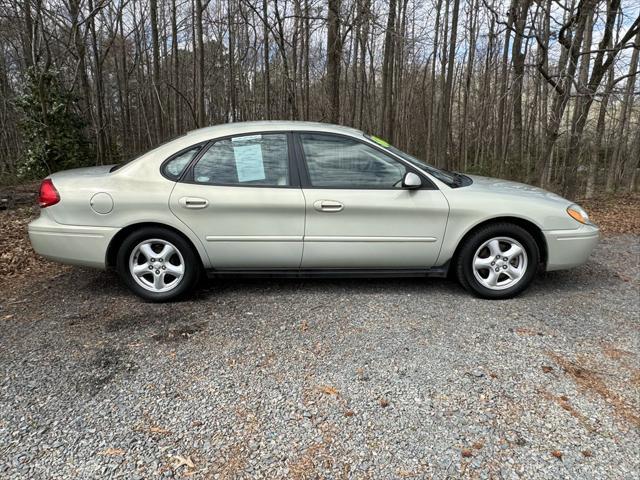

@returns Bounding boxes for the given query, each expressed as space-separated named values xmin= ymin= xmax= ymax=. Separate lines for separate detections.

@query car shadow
xmin=37 ymin=254 xmax=620 ymax=308
xmin=195 ymin=275 xmax=458 ymax=299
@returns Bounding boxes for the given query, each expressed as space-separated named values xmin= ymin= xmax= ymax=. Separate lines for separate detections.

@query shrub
xmin=15 ymin=67 xmax=93 ymax=178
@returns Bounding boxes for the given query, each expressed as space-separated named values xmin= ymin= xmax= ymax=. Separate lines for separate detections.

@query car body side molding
xmin=205 ymin=265 xmax=450 ymax=279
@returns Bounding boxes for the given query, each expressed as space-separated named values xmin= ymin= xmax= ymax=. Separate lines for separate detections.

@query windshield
xmin=365 ymin=135 xmax=461 ymax=187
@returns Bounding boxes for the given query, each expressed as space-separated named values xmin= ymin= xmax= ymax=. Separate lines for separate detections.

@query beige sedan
xmin=29 ymin=121 xmax=599 ymax=301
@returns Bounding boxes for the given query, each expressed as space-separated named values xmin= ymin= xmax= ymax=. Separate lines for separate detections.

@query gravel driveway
xmin=1 ymin=234 xmax=638 ymax=479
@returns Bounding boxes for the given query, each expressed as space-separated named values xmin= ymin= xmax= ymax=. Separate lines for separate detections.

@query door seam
xmin=299 ymin=188 xmax=307 ymax=269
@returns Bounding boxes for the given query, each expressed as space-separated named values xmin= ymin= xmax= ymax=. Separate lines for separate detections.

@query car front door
xmin=296 ymin=132 xmax=449 ymax=269
xmin=169 ymin=132 xmax=305 ymax=269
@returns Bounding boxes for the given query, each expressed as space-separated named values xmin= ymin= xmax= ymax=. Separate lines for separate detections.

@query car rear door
xmin=295 ymin=132 xmax=449 ymax=269
xmin=169 ymin=132 xmax=305 ymax=269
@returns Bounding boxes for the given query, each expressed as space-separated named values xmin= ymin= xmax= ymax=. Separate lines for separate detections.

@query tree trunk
xmin=608 ymin=28 xmax=640 ymax=191
xmin=440 ymin=0 xmax=460 ymax=169
xmin=562 ymin=2 xmax=639 ymax=197
xmin=150 ymin=0 xmax=164 ymax=140
xmin=327 ymin=0 xmax=342 ymax=123
xmin=195 ymin=0 xmax=206 ymax=127
xmin=171 ymin=0 xmax=180 ymax=134
xmin=511 ymin=0 xmax=532 ymax=177
xmin=380 ymin=0 xmax=397 ymax=139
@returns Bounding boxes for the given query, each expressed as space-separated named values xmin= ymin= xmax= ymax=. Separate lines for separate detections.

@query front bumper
xmin=543 ymin=223 xmax=600 ymax=271
xmin=28 ymin=212 xmax=119 ymax=269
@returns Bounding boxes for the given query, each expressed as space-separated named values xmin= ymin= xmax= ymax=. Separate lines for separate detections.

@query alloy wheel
xmin=472 ymin=236 xmax=528 ymax=291
xmin=128 ymin=238 xmax=185 ymax=293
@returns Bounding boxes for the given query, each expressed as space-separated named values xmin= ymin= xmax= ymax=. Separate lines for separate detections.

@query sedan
xmin=28 ymin=121 xmax=599 ymax=301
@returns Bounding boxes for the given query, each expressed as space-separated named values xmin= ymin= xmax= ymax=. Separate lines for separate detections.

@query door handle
xmin=313 ymin=200 xmax=344 ymax=212
xmin=179 ymin=197 xmax=209 ymax=209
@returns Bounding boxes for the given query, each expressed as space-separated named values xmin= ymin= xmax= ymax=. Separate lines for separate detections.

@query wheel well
xmin=106 ymin=222 xmax=203 ymax=269
xmin=451 ymin=217 xmax=548 ymax=270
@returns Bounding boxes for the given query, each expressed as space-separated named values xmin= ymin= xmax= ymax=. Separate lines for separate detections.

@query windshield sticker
xmin=370 ymin=135 xmax=390 ymax=148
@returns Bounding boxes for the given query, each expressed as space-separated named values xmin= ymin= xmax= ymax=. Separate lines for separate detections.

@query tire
xmin=116 ymin=227 xmax=201 ymax=302
xmin=455 ymin=223 xmax=539 ymax=299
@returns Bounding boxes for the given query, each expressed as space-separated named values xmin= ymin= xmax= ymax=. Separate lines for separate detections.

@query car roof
xmin=119 ymin=121 xmax=370 ymax=175
xmin=184 ymin=120 xmax=364 ymax=139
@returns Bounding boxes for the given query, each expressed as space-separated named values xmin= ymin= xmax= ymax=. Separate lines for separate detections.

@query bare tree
xmin=0 ymin=0 xmax=638 ymax=197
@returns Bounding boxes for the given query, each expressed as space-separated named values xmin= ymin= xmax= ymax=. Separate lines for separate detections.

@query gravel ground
xmin=0 ymin=234 xmax=639 ymax=479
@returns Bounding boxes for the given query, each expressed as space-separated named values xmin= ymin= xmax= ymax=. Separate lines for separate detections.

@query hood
xmin=465 ymin=174 xmax=570 ymax=204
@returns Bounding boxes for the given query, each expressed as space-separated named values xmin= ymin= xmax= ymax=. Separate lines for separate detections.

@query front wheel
xmin=456 ymin=223 xmax=539 ymax=299
xmin=116 ymin=227 xmax=201 ymax=302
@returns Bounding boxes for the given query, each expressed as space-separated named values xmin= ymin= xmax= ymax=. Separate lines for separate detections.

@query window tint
xmin=163 ymin=146 xmax=202 ymax=180
xmin=193 ymin=134 xmax=289 ymax=186
xmin=299 ymin=133 xmax=406 ymax=188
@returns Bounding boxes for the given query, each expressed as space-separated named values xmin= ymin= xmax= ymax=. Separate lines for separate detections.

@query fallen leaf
xmin=472 ymin=441 xmax=484 ymax=450
xmin=514 ymin=327 xmax=542 ymax=337
xmin=541 ymin=365 xmax=553 ymax=373
xmin=99 ymin=447 xmax=125 ymax=456
xmin=582 ymin=450 xmax=593 ymax=457
xmin=379 ymin=397 xmax=389 ymax=408
xmin=397 ymin=469 xmax=420 ymax=478
xmin=172 ymin=455 xmax=195 ymax=469
xmin=318 ymin=385 xmax=339 ymax=396
xmin=580 ymin=194 xmax=640 ymax=236
xmin=602 ymin=345 xmax=634 ymax=360
xmin=344 ymin=410 xmax=354 ymax=417
xmin=461 ymin=449 xmax=473 ymax=458
xmin=551 ymin=450 xmax=562 ymax=459
xmin=149 ymin=426 xmax=172 ymax=435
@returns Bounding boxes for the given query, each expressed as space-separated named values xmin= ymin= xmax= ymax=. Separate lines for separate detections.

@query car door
xmin=296 ymin=132 xmax=449 ymax=269
xmin=169 ymin=132 xmax=305 ymax=269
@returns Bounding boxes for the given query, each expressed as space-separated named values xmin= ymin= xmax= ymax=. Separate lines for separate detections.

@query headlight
xmin=567 ymin=204 xmax=590 ymax=224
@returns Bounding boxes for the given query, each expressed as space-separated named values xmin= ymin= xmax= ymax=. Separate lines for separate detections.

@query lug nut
xmin=162 ymin=265 xmax=166 ymax=270
xmin=150 ymin=258 xmax=155 ymax=262
xmin=148 ymin=265 xmax=153 ymax=270
xmin=155 ymin=270 xmax=160 ymax=274
xmin=159 ymin=258 xmax=163 ymax=262
xmin=503 ymin=265 xmax=508 ymax=269
xmin=495 ymin=267 xmax=500 ymax=272
xmin=491 ymin=262 xmax=495 ymax=266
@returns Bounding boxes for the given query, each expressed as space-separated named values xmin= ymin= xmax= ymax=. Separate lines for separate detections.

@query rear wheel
xmin=456 ymin=223 xmax=539 ymax=299
xmin=116 ymin=227 xmax=200 ymax=302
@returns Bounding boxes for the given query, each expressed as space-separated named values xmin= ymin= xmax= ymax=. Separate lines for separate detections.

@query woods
xmin=0 ymin=0 xmax=638 ymax=197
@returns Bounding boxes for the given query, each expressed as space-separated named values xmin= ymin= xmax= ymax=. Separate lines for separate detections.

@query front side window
xmin=299 ymin=133 xmax=407 ymax=188
xmin=162 ymin=145 xmax=203 ymax=180
xmin=365 ymin=135 xmax=468 ymax=188
xmin=193 ymin=133 xmax=290 ymax=186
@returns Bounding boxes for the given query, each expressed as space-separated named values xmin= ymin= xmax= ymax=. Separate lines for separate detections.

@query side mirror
xmin=402 ymin=171 xmax=422 ymax=189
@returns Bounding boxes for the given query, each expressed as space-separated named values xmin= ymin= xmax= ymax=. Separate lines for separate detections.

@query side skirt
xmin=205 ymin=265 xmax=450 ymax=279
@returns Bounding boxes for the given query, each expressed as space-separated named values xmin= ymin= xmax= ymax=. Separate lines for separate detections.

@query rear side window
xmin=193 ymin=133 xmax=289 ymax=186
xmin=162 ymin=145 xmax=203 ymax=180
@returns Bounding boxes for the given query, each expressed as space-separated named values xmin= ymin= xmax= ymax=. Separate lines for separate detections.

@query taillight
xmin=38 ymin=179 xmax=60 ymax=208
